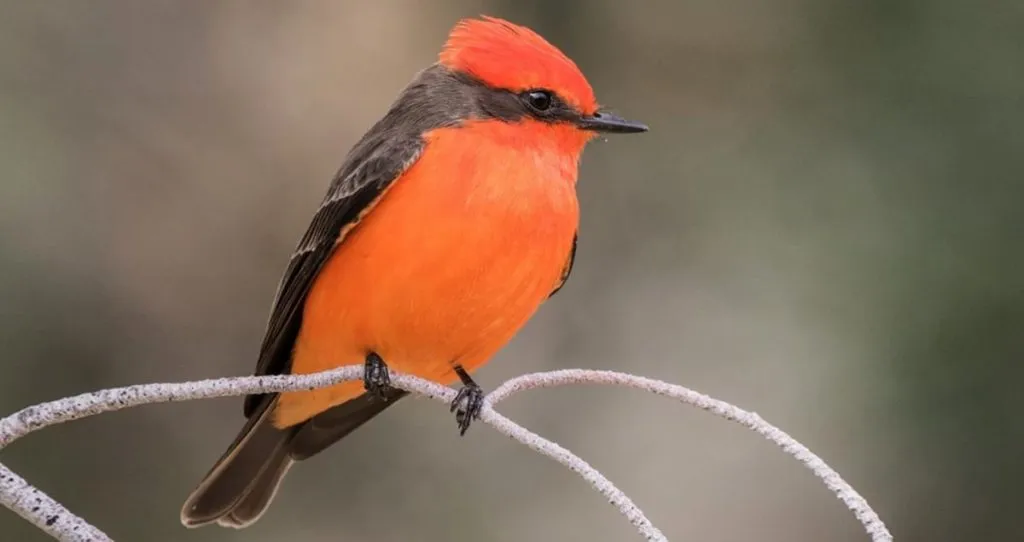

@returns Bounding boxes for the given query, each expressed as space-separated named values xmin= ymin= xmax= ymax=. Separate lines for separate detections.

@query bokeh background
xmin=2 ymin=1 xmax=1021 ymax=541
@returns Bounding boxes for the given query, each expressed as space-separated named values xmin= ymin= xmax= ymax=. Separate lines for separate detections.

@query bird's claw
xmin=450 ymin=384 xmax=484 ymax=436
xmin=363 ymin=352 xmax=392 ymax=400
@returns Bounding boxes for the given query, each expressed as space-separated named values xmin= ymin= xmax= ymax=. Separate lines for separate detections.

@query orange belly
xmin=274 ymin=125 xmax=579 ymax=427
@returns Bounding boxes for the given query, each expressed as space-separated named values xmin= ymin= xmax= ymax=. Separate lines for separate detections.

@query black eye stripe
xmin=518 ymin=89 xmax=576 ymax=122
xmin=449 ymin=70 xmax=580 ymax=125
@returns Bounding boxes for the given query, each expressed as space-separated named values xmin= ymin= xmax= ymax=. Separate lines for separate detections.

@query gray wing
xmin=242 ymin=139 xmax=422 ymax=417
xmin=243 ymin=64 xmax=470 ymax=417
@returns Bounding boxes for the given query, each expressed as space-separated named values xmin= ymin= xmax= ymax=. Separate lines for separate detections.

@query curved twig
xmin=0 ymin=366 xmax=891 ymax=542
xmin=0 ymin=367 xmax=665 ymax=541
xmin=488 ymin=370 xmax=892 ymax=542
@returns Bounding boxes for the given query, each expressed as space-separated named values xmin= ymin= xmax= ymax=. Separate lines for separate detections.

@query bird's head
xmin=438 ymin=16 xmax=647 ymax=153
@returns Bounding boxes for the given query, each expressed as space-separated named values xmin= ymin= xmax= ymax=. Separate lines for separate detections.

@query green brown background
xmin=1 ymin=1 xmax=1021 ymax=541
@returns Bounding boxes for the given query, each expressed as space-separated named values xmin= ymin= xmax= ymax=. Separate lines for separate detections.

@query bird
xmin=180 ymin=15 xmax=647 ymax=529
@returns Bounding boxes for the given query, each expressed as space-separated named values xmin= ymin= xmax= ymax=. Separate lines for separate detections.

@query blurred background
xmin=1 ymin=1 xmax=1021 ymax=541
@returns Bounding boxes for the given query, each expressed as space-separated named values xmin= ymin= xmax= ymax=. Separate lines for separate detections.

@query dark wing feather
xmin=242 ymin=64 xmax=473 ymax=417
xmin=548 ymin=232 xmax=578 ymax=298
xmin=243 ymin=141 xmax=423 ymax=417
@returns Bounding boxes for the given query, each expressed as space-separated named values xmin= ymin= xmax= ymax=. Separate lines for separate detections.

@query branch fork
xmin=0 ymin=366 xmax=892 ymax=542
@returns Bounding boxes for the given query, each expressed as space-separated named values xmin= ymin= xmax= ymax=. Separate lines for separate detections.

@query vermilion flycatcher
xmin=181 ymin=15 xmax=647 ymax=528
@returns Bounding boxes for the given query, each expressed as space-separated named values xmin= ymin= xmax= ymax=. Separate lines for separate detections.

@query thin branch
xmin=480 ymin=409 xmax=665 ymax=540
xmin=1 ymin=367 xmax=367 ymax=448
xmin=0 ymin=463 xmax=113 ymax=542
xmin=0 ymin=367 xmax=892 ymax=542
xmin=489 ymin=370 xmax=893 ymax=542
xmin=0 ymin=367 xmax=665 ymax=541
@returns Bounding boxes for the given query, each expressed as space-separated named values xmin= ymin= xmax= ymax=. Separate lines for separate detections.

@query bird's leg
xmin=363 ymin=352 xmax=393 ymax=400
xmin=449 ymin=364 xmax=484 ymax=436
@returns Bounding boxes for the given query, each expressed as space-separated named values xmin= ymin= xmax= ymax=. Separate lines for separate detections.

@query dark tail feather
xmin=180 ymin=390 xmax=406 ymax=529
xmin=215 ymin=451 xmax=294 ymax=529
xmin=180 ymin=398 xmax=294 ymax=528
xmin=290 ymin=389 xmax=407 ymax=460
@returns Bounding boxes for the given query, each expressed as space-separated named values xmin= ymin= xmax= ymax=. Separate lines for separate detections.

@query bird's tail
xmin=180 ymin=398 xmax=295 ymax=529
xmin=180 ymin=391 xmax=407 ymax=528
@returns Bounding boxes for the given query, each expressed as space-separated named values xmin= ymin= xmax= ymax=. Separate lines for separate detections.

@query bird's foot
xmin=449 ymin=365 xmax=484 ymax=436
xmin=363 ymin=352 xmax=393 ymax=400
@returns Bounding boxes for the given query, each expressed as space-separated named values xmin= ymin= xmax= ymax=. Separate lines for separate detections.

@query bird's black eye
xmin=523 ymin=90 xmax=553 ymax=112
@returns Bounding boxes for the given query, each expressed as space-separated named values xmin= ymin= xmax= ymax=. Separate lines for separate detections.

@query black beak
xmin=577 ymin=110 xmax=648 ymax=134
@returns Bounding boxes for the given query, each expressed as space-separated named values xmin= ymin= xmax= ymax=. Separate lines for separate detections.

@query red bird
xmin=181 ymin=15 xmax=647 ymax=528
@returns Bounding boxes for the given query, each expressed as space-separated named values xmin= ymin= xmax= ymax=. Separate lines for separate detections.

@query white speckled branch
xmin=0 ymin=366 xmax=891 ymax=542
xmin=0 ymin=367 xmax=664 ymax=541
xmin=489 ymin=370 xmax=892 ymax=542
